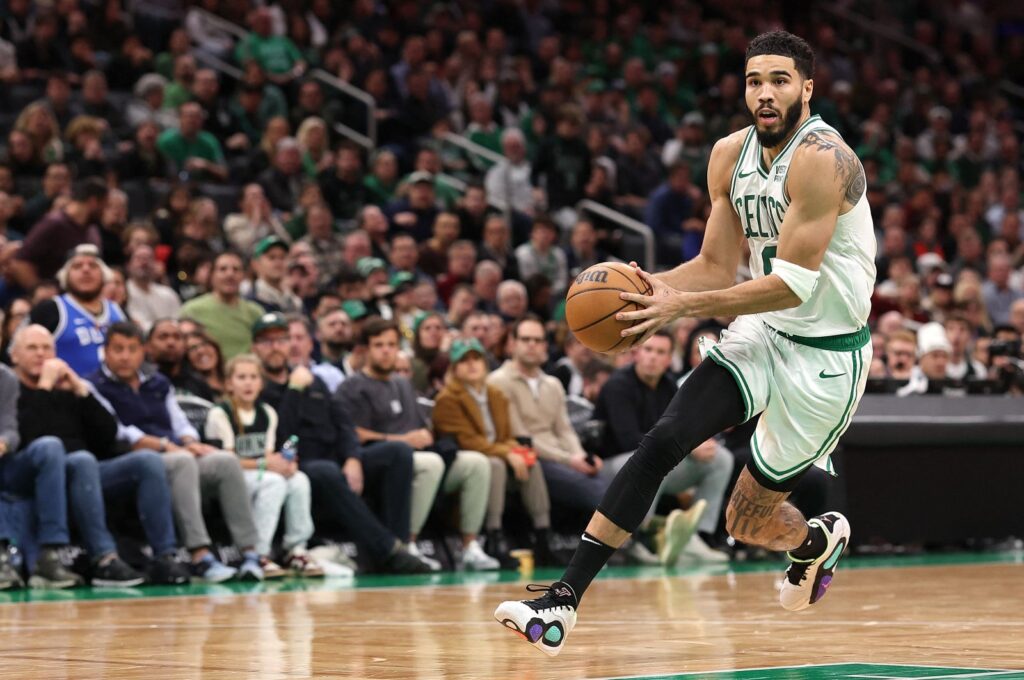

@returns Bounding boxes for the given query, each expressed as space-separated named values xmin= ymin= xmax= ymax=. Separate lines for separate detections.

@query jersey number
xmin=761 ymin=245 xmax=778 ymax=275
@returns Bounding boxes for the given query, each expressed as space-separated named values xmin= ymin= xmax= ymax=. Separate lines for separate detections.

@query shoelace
xmin=524 ymin=584 xmax=575 ymax=613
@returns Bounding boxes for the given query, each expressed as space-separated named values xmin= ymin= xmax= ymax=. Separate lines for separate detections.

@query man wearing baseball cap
xmin=243 ymin=236 xmax=303 ymax=315
xmin=29 ymin=244 xmax=125 ymax=377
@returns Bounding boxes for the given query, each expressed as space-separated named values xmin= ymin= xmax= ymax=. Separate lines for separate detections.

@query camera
xmin=988 ymin=339 xmax=1021 ymax=358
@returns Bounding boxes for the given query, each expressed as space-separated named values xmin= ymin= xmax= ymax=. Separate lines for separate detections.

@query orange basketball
xmin=565 ymin=262 xmax=653 ymax=354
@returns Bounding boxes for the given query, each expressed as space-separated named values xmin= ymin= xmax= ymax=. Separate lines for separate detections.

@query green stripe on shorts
xmin=708 ymin=346 xmax=752 ymax=421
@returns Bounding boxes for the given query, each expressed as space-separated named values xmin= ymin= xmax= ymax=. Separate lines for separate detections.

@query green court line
xmin=0 ymin=550 xmax=1020 ymax=604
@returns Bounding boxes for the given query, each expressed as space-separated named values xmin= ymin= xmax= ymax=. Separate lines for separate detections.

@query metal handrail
xmin=189 ymin=7 xmax=249 ymax=41
xmin=816 ymin=4 xmax=940 ymax=62
xmin=441 ymin=132 xmax=504 ymax=166
xmin=192 ymin=50 xmax=242 ymax=80
xmin=575 ymin=199 xmax=655 ymax=272
xmin=312 ymin=69 xmax=377 ymax=147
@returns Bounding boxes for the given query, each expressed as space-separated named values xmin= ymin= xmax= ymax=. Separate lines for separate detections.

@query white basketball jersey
xmin=729 ymin=115 xmax=876 ymax=337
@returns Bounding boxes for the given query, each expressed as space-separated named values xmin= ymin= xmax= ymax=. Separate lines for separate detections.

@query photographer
xmin=988 ymin=325 xmax=1024 ymax=396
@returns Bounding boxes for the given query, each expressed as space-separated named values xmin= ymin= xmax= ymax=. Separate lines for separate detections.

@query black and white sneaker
xmin=494 ymin=581 xmax=578 ymax=657
xmin=780 ymin=512 xmax=851 ymax=611
xmin=29 ymin=548 xmax=84 ymax=589
xmin=92 ymin=556 xmax=146 ymax=588
xmin=148 ymin=554 xmax=191 ymax=585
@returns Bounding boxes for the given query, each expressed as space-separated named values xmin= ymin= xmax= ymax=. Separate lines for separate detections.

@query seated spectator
xmin=885 ymin=329 xmax=918 ymax=381
xmin=982 ymin=253 xmax=1023 ymax=326
xmin=410 ymin=311 xmax=449 ymax=397
xmin=21 ymin=162 xmax=71 ymax=228
xmin=644 ymin=162 xmax=703 ymax=266
xmin=316 ymin=306 xmax=355 ymax=375
xmin=79 ymin=71 xmax=128 ymax=139
xmin=358 ymin=205 xmax=392 ymax=262
xmin=454 ymin=183 xmax=492 ymax=244
xmin=594 ymin=331 xmax=732 ymax=562
xmin=550 ymin=333 xmax=596 ymax=398
xmin=446 ymin=284 xmax=480 ymax=332
xmin=496 ymin=280 xmax=529 ymax=323
xmin=259 ymin=139 xmax=305 ymax=215
xmin=386 ymin=171 xmax=441 ymax=242
xmin=296 ymin=117 xmax=333 ymax=179
xmin=339 ymin=319 xmax=498 ymax=571
xmin=363 ymin=150 xmax=401 ymax=208
xmin=898 ymin=322 xmax=954 ymax=396
xmin=472 ymin=260 xmax=502 ymax=314
xmin=243 ymin=237 xmax=303 ymax=315
xmin=531 ymin=104 xmax=591 ymax=217
xmin=204 ymin=355 xmax=325 ymax=578
xmin=287 ymin=314 xmax=344 ymax=393
xmin=318 ymin=143 xmax=367 ymax=225
xmin=419 ymin=212 xmax=461 ymax=279
xmin=0 ymin=364 xmax=85 ymax=590
xmin=251 ymin=313 xmax=432 ymax=574
xmin=126 ymin=73 xmax=178 ymax=131
xmin=156 ymin=101 xmax=228 ymax=182
xmin=944 ymin=314 xmax=986 ymax=381
xmin=180 ymin=251 xmax=266 ymax=359
xmin=116 ymin=120 xmax=173 ymax=183
xmin=89 ymin=322 xmax=262 ymax=582
xmin=566 ymin=358 xmax=614 ymax=434
xmin=234 ymin=7 xmax=306 ymax=86
xmin=989 ymin=325 xmax=1024 ymax=395
xmin=515 ymin=216 xmax=569 ymax=298
xmin=185 ymin=331 xmax=226 ymax=400
xmin=29 ymin=244 xmax=126 ymax=377
xmin=433 ymin=338 xmax=559 ymax=566
xmin=298 ymin=203 xmax=346 ymax=282
xmin=8 ymin=178 xmax=108 ymax=292
xmin=615 ymin=126 xmax=664 ymax=215
xmin=479 ymin=215 xmax=520 ymax=281
xmin=387 ymin=234 xmax=423 ymax=281
xmin=485 ymin=127 xmax=534 ymax=216
xmin=223 ymin=184 xmax=293 ymax=256
xmin=488 ymin=316 xmax=610 ymax=514
xmin=388 ymin=273 xmax=420 ymax=341
xmin=12 ymin=325 xmax=188 ymax=585
xmin=1011 ymin=299 xmax=1024 ymax=336
xmin=438 ymin=241 xmax=478 ymax=306
xmin=460 ymin=311 xmax=497 ymax=365
xmin=125 ymin=244 xmax=181 ymax=334
xmin=229 ymin=81 xmax=289 ymax=151
xmin=147 ymin=318 xmax=214 ymax=401
xmin=565 ymin=219 xmax=612 ymax=279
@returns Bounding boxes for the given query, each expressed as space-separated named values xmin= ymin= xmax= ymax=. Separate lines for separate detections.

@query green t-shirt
xmin=163 ymin=82 xmax=192 ymax=111
xmin=157 ymin=129 xmax=225 ymax=167
xmin=235 ymin=34 xmax=303 ymax=75
xmin=179 ymin=294 xmax=265 ymax=360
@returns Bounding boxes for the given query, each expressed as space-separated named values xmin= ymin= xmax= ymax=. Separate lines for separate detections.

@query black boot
xmin=484 ymin=529 xmax=519 ymax=570
xmin=533 ymin=529 xmax=568 ymax=568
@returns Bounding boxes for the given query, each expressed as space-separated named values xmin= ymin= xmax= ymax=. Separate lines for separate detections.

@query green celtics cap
xmin=253 ymin=235 xmax=289 ymax=258
xmin=341 ymin=299 xmax=369 ymax=321
xmin=389 ymin=270 xmax=416 ymax=292
xmin=252 ymin=311 xmax=288 ymax=338
xmin=356 ymin=256 xmax=387 ymax=278
xmin=449 ymin=337 xmax=486 ymax=363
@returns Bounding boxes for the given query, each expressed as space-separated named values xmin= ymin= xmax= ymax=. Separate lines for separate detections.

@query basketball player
xmin=495 ymin=31 xmax=875 ymax=656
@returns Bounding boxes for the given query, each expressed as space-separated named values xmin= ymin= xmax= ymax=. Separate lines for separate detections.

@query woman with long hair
xmin=295 ymin=116 xmax=333 ymax=178
xmin=0 ymin=297 xmax=31 ymax=365
xmin=186 ymin=331 xmax=226 ymax=400
xmin=15 ymin=102 xmax=64 ymax=164
xmin=410 ymin=311 xmax=450 ymax=398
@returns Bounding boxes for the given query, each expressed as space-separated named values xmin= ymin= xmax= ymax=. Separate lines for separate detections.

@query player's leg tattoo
xmin=725 ymin=469 xmax=808 ymax=551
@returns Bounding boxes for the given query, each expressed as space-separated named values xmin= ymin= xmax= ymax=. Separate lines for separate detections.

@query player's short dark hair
xmin=106 ymin=321 xmax=145 ymax=347
xmin=745 ymin=30 xmax=815 ymax=80
xmin=360 ymin=317 xmax=400 ymax=346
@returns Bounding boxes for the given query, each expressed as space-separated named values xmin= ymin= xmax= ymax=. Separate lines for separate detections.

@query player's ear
xmin=803 ymin=78 xmax=814 ymax=104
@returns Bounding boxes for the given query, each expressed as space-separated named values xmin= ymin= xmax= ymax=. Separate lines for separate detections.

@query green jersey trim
xmin=765 ymin=323 xmax=870 ymax=352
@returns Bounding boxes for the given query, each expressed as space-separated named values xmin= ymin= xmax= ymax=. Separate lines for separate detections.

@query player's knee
xmin=634 ymin=419 xmax=697 ymax=476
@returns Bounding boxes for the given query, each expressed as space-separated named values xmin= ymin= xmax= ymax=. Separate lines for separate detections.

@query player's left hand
xmin=617 ymin=264 xmax=689 ymax=345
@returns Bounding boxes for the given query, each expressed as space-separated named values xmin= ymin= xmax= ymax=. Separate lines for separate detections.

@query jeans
xmin=99 ymin=451 xmax=177 ymax=557
xmin=360 ymin=441 xmax=415 ymax=542
xmin=243 ymin=468 xmax=314 ymax=556
xmin=0 ymin=437 xmax=69 ymax=545
xmin=539 ymin=458 xmax=611 ymax=513
xmin=301 ymin=458 xmax=398 ymax=562
xmin=601 ymin=443 xmax=734 ymax=533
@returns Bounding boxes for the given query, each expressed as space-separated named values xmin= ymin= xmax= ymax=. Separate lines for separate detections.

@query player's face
xmin=745 ymin=55 xmax=812 ymax=149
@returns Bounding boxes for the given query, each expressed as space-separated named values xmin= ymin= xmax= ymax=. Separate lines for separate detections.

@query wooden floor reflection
xmin=0 ymin=563 xmax=1021 ymax=679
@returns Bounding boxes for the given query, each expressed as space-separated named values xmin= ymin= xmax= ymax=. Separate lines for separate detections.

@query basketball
xmin=565 ymin=262 xmax=653 ymax=354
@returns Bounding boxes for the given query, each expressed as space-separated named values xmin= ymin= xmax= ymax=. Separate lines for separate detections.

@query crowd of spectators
xmin=0 ymin=0 xmax=1022 ymax=588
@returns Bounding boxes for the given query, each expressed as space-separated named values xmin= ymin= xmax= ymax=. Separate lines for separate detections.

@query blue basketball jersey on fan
xmin=53 ymin=294 xmax=125 ymax=376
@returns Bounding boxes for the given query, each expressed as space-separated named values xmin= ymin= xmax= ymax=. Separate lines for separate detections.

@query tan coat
xmin=487 ymin=360 xmax=584 ymax=464
xmin=433 ymin=379 xmax=515 ymax=458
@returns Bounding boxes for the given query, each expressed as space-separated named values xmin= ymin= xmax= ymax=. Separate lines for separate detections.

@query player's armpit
xmin=776 ymin=133 xmax=861 ymax=272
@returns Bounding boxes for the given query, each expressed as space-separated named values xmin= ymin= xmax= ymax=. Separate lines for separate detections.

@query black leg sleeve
xmin=596 ymin=359 xmax=747 ymax=533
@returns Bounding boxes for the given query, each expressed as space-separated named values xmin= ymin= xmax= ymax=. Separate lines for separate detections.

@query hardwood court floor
xmin=0 ymin=554 xmax=1021 ymax=680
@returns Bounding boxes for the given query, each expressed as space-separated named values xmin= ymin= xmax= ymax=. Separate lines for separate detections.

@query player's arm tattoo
xmin=798 ymin=130 xmax=866 ymax=205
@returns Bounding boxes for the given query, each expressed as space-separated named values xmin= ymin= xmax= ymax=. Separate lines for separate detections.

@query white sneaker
xmin=679 ymin=533 xmax=730 ymax=563
xmin=494 ymin=582 xmax=578 ymax=657
xmin=623 ymin=539 xmax=661 ymax=566
xmin=780 ymin=512 xmax=851 ymax=612
xmin=407 ymin=542 xmax=442 ymax=572
xmin=461 ymin=540 xmax=500 ymax=571
xmin=308 ymin=544 xmax=358 ymax=572
xmin=659 ymin=499 xmax=706 ymax=566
